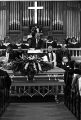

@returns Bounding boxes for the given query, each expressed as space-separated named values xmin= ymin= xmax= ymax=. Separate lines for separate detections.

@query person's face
xmin=48 ymin=46 xmax=52 ymax=52
xmin=6 ymin=47 xmax=11 ymax=53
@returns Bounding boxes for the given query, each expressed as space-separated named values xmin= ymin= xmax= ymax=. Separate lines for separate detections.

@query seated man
xmin=56 ymin=44 xmax=71 ymax=70
xmin=41 ymin=45 xmax=57 ymax=71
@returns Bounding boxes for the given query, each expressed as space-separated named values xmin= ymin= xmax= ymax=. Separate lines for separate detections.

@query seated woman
xmin=41 ymin=45 xmax=57 ymax=71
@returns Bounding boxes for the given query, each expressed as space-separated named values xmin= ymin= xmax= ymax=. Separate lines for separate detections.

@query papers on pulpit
xmin=28 ymin=49 xmax=43 ymax=53
xmin=3 ymin=43 xmax=10 ymax=46
xmin=42 ymin=55 xmax=48 ymax=62
xmin=47 ymin=41 xmax=53 ymax=43
xmin=16 ymin=43 xmax=21 ymax=46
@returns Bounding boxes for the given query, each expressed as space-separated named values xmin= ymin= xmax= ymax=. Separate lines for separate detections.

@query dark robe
xmin=36 ymin=39 xmax=44 ymax=49
xmin=11 ymin=44 xmax=18 ymax=49
xmin=14 ymin=50 xmax=23 ymax=59
xmin=52 ymin=41 xmax=57 ymax=48
xmin=30 ymin=36 xmax=36 ymax=48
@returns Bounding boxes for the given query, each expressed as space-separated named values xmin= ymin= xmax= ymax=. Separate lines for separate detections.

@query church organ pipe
xmin=60 ymin=3 xmax=63 ymax=30
xmin=43 ymin=2 xmax=45 ymax=26
xmin=18 ymin=2 xmax=20 ymax=30
xmin=45 ymin=1 xmax=48 ymax=26
xmin=70 ymin=10 xmax=72 ymax=38
xmin=23 ymin=2 xmax=24 ymax=26
xmin=41 ymin=2 xmax=43 ymax=25
xmin=0 ymin=8 xmax=6 ymax=40
xmin=13 ymin=2 xmax=15 ymax=30
xmin=66 ymin=2 xmax=80 ymax=40
xmin=44 ymin=2 xmax=46 ymax=26
xmin=25 ymin=2 xmax=26 ymax=26
xmin=74 ymin=11 xmax=76 ymax=38
xmin=9 ymin=1 xmax=20 ymax=30
xmin=58 ymin=2 xmax=60 ymax=30
xmin=57 ymin=2 xmax=59 ymax=30
xmin=55 ymin=1 xmax=57 ymax=30
xmin=11 ymin=2 xmax=13 ymax=30
xmin=52 ymin=2 xmax=54 ymax=29
xmin=29 ymin=2 xmax=31 ymax=25
xmin=56 ymin=1 xmax=57 ymax=30
xmin=47 ymin=1 xmax=50 ymax=26
xmin=38 ymin=2 xmax=40 ymax=25
xmin=14 ymin=1 xmax=15 ymax=30
xmin=8 ymin=1 xmax=80 ymax=41
xmin=1 ymin=11 xmax=2 ymax=37
xmin=15 ymin=2 xmax=17 ymax=30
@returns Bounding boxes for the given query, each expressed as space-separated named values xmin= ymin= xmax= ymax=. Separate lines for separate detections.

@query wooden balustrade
xmin=0 ymin=48 xmax=81 ymax=61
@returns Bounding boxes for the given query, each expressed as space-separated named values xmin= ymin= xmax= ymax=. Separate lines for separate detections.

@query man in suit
xmin=42 ymin=45 xmax=57 ymax=71
xmin=29 ymin=32 xmax=36 ymax=48
xmin=56 ymin=44 xmax=71 ymax=70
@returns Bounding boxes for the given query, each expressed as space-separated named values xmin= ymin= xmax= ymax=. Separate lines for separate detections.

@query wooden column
xmin=20 ymin=1 xmax=23 ymax=42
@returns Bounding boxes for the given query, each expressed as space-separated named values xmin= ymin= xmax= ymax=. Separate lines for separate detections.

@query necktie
xmin=49 ymin=53 xmax=52 ymax=62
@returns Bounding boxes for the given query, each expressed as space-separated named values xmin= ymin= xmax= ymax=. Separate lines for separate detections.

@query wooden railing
xmin=0 ymin=48 xmax=81 ymax=56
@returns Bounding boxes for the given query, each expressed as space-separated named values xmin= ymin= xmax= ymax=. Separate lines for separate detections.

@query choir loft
xmin=0 ymin=1 xmax=81 ymax=120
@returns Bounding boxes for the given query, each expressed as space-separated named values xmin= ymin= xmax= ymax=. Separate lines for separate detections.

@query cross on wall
xmin=28 ymin=1 xmax=43 ymax=24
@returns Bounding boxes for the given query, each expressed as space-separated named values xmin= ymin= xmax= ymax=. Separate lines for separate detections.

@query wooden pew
xmin=64 ymin=71 xmax=81 ymax=120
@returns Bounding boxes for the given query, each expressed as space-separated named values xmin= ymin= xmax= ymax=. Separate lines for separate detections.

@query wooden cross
xmin=28 ymin=1 xmax=43 ymax=24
